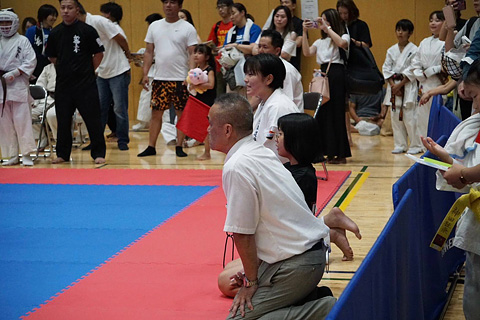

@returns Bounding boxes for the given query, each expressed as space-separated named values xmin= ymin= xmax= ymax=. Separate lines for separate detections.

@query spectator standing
xmin=92 ymin=2 xmax=132 ymax=151
xmin=46 ymin=0 xmax=106 ymax=164
xmin=21 ymin=17 xmax=36 ymax=35
xmin=207 ymin=0 xmax=233 ymax=96
xmin=137 ymin=0 xmax=198 ymax=158
xmin=302 ymin=9 xmax=351 ymax=164
xmin=336 ymin=0 xmax=372 ymax=48
xmin=264 ymin=5 xmax=299 ymax=61
xmin=223 ymin=3 xmax=262 ymax=94
xmin=25 ymin=4 xmax=58 ymax=80
xmin=131 ymin=13 xmax=163 ymax=132
xmin=280 ymin=0 xmax=303 ymax=71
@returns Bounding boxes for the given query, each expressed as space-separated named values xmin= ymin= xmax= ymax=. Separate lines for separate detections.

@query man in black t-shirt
xmin=46 ymin=0 xmax=106 ymax=164
xmin=280 ymin=0 xmax=303 ymax=71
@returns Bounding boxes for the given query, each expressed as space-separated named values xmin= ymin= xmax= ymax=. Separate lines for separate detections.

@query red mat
xmin=1 ymin=169 xmax=350 ymax=319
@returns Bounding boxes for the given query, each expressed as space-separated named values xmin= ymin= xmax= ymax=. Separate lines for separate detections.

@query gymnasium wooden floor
xmin=2 ymin=126 xmax=465 ymax=319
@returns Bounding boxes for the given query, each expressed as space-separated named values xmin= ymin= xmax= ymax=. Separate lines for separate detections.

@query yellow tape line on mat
xmin=338 ymin=172 xmax=370 ymax=211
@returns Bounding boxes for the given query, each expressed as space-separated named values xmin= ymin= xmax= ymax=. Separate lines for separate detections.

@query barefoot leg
xmin=324 ymin=207 xmax=362 ymax=240
xmin=330 ymin=227 xmax=354 ymax=261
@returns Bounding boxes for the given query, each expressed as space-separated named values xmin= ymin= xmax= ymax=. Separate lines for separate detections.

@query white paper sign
xmin=301 ymin=0 xmax=319 ymax=21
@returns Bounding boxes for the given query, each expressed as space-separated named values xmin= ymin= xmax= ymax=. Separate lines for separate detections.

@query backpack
xmin=343 ymin=44 xmax=385 ymax=95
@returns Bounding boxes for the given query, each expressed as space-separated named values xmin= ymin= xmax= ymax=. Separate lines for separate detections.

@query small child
xmin=411 ymin=11 xmax=445 ymax=150
xmin=0 ymin=9 xmax=37 ymax=166
xmin=189 ymin=44 xmax=216 ymax=161
xmin=382 ymin=19 xmax=423 ymax=155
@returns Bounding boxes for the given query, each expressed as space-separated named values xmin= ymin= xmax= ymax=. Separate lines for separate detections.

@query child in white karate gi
xmin=383 ymin=19 xmax=422 ymax=154
xmin=411 ymin=11 xmax=446 ymax=151
xmin=0 ymin=9 xmax=37 ymax=166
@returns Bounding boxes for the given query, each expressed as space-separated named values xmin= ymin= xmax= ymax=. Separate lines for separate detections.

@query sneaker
xmin=391 ymin=148 xmax=405 ymax=154
xmin=407 ymin=147 xmax=423 ymax=155
xmin=132 ymin=122 xmax=148 ymax=131
xmin=22 ymin=154 xmax=34 ymax=166
xmin=2 ymin=156 xmax=19 ymax=166
xmin=118 ymin=143 xmax=129 ymax=151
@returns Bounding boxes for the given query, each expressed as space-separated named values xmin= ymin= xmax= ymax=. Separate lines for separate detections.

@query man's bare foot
xmin=94 ymin=157 xmax=106 ymax=164
xmin=324 ymin=207 xmax=362 ymax=240
xmin=196 ymin=153 xmax=211 ymax=161
xmin=330 ymin=227 xmax=354 ymax=261
xmin=52 ymin=157 xmax=67 ymax=164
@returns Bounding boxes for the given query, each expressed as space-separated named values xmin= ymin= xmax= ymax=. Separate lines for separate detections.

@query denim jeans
xmin=97 ymin=70 xmax=131 ymax=146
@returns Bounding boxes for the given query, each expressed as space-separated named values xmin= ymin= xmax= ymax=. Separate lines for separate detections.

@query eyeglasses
xmin=216 ymin=5 xmax=228 ymax=9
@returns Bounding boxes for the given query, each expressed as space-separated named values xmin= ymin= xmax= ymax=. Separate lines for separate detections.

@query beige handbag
xmin=309 ymin=59 xmax=332 ymax=104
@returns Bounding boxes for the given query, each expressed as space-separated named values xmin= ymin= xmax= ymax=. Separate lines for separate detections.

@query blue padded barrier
xmin=327 ymin=135 xmax=465 ymax=319
xmin=427 ymin=95 xmax=461 ymax=142
xmin=327 ymin=190 xmax=424 ymax=319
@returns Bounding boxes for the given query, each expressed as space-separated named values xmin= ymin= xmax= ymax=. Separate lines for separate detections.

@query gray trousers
xmin=227 ymin=242 xmax=336 ymax=320
xmin=464 ymin=251 xmax=480 ymax=320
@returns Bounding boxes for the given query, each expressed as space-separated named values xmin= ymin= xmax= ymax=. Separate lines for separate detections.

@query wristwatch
xmin=244 ymin=276 xmax=258 ymax=288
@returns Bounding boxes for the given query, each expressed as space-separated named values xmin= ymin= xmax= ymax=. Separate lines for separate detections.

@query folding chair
xmin=30 ymin=85 xmax=55 ymax=160
xmin=303 ymin=92 xmax=328 ymax=181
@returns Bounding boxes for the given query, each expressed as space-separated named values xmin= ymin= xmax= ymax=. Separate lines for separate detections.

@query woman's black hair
xmin=244 ymin=53 xmax=285 ymax=90
xmin=22 ymin=17 xmax=37 ymax=34
xmin=145 ymin=13 xmax=163 ymax=25
xmin=194 ymin=43 xmax=216 ymax=69
xmin=37 ymin=4 xmax=58 ymax=23
xmin=395 ymin=19 xmax=414 ymax=33
xmin=179 ymin=9 xmax=195 ymax=27
xmin=336 ymin=0 xmax=359 ymax=23
xmin=278 ymin=113 xmax=322 ymax=165
xmin=429 ymin=10 xmax=445 ymax=21
xmin=320 ymin=8 xmax=345 ymax=39
xmin=268 ymin=5 xmax=294 ymax=39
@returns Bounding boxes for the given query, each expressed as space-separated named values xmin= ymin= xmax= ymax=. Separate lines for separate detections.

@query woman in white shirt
xmin=266 ymin=5 xmax=299 ymax=61
xmin=302 ymin=9 xmax=351 ymax=164
xmin=244 ymin=53 xmax=299 ymax=162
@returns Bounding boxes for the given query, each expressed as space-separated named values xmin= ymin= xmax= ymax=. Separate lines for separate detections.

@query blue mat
xmin=0 ymin=184 xmax=215 ymax=319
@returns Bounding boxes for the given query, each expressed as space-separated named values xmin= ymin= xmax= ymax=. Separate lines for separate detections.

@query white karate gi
xmin=383 ymin=42 xmax=422 ymax=152
xmin=411 ymin=36 xmax=445 ymax=145
xmin=0 ymin=33 xmax=37 ymax=158
xmin=32 ymin=63 xmax=55 ymax=146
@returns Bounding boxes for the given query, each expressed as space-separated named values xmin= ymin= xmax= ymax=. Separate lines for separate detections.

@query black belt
xmin=0 ymin=70 xmax=6 ymax=117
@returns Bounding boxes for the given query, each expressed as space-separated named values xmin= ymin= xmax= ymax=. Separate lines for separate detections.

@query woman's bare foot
xmin=330 ymin=227 xmax=354 ymax=261
xmin=52 ymin=157 xmax=67 ymax=164
xmin=196 ymin=153 xmax=211 ymax=161
xmin=94 ymin=157 xmax=106 ymax=164
xmin=324 ymin=207 xmax=362 ymax=240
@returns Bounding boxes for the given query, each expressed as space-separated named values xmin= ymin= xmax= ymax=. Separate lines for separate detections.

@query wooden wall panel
xmin=2 ymin=0 xmax=479 ymax=119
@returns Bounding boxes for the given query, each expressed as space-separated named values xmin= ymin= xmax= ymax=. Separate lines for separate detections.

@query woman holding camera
xmin=302 ymin=9 xmax=351 ymax=164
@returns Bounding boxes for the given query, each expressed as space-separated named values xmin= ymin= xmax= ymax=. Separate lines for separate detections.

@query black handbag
xmin=345 ymin=45 xmax=384 ymax=95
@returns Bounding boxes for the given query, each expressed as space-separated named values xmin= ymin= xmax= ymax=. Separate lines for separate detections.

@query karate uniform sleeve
xmin=382 ymin=47 xmax=395 ymax=80
xmin=411 ymin=43 xmax=427 ymax=82
xmin=18 ymin=39 xmax=37 ymax=77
